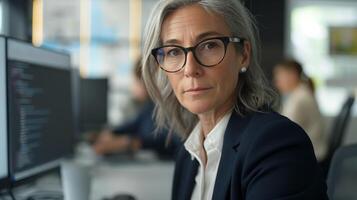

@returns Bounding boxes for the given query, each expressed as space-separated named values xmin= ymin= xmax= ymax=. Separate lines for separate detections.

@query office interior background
xmin=1 ymin=0 xmax=357 ymax=199
xmin=3 ymin=0 xmax=357 ymax=131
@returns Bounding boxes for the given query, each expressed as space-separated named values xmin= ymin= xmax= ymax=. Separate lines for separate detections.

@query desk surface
xmin=90 ymin=159 xmax=174 ymax=200
xmin=12 ymin=147 xmax=175 ymax=200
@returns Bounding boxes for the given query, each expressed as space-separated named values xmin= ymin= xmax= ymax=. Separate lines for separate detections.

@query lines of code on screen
xmin=7 ymin=60 xmax=74 ymax=175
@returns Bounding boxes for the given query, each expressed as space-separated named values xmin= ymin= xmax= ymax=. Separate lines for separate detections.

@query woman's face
xmin=160 ymin=4 xmax=250 ymax=116
xmin=273 ymin=65 xmax=299 ymax=94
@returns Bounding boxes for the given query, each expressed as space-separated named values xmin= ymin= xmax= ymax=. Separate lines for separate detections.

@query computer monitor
xmin=0 ymin=37 xmax=9 ymax=188
xmin=6 ymin=37 xmax=75 ymax=182
xmin=79 ymin=78 xmax=108 ymax=132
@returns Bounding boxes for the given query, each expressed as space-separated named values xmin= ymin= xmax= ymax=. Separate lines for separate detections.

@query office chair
xmin=327 ymin=144 xmax=357 ymax=200
xmin=321 ymin=95 xmax=355 ymax=176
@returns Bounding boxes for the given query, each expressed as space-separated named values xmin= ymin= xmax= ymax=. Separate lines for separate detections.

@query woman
xmin=142 ymin=0 xmax=327 ymax=199
xmin=273 ymin=59 xmax=327 ymax=161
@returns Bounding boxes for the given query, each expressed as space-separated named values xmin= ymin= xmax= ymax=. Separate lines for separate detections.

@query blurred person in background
xmin=93 ymin=57 xmax=182 ymax=159
xmin=273 ymin=59 xmax=327 ymax=161
xmin=142 ymin=0 xmax=327 ymax=199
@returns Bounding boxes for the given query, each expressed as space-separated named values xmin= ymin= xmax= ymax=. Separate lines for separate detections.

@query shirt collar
xmin=184 ymin=111 xmax=233 ymax=160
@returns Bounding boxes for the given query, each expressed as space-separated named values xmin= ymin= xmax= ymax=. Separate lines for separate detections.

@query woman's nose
xmin=183 ymin=52 xmax=203 ymax=77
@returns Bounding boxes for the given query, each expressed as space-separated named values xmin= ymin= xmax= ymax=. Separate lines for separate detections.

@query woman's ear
xmin=238 ymin=41 xmax=251 ymax=70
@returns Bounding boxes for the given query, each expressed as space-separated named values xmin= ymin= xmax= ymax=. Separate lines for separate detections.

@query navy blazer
xmin=172 ymin=111 xmax=328 ymax=200
xmin=113 ymin=101 xmax=182 ymax=158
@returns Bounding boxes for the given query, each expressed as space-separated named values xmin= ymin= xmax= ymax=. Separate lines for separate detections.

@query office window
xmin=287 ymin=0 xmax=357 ymax=116
xmin=37 ymin=0 xmax=158 ymax=125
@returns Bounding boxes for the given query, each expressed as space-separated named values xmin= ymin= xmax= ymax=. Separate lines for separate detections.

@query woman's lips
xmin=184 ymin=87 xmax=212 ymax=94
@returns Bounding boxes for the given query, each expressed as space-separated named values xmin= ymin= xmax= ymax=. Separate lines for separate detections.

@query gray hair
xmin=142 ymin=0 xmax=277 ymax=138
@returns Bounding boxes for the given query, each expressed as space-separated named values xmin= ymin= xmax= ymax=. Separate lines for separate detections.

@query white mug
xmin=61 ymin=160 xmax=91 ymax=200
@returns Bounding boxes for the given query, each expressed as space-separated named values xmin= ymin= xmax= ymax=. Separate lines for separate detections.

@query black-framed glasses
xmin=151 ymin=36 xmax=245 ymax=73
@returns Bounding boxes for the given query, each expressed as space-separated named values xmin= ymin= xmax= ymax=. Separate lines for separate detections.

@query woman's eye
xmin=203 ymin=41 xmax=218 ymax=50
xmin=167 ymin=48 xmax=181 ymax=57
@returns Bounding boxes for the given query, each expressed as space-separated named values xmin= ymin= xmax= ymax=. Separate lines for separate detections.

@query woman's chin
xmin=184 ymin=102 xmax=214 ymax=115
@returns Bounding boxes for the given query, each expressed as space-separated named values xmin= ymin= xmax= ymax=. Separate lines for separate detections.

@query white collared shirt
xmin=184 ymin=111 xmax=232 ymax=200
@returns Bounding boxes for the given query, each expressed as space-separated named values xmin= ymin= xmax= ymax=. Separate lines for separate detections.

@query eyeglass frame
xmin=151 ymin=36 xmax=245 ymax=73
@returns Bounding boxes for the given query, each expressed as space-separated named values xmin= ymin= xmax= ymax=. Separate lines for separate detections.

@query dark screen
xmin=79 ymin=78 xmax=108 ymax=132
xmin=7 ymin=60 xmax=74 ymax=178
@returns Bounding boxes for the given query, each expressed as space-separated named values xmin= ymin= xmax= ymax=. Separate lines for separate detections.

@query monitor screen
xmin=0 ymin=37 xmax=8 ymax=186
xmin=79 ymin=78 xmax=108 ymax=132
xmin=6 ymin=39 xmax=74 ymax=181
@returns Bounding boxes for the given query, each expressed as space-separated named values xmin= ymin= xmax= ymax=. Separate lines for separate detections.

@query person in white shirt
xmin=141 ymin=0 xmax=328 ymax=199
xmin=273 ymin=59 xmax=327 ymax=161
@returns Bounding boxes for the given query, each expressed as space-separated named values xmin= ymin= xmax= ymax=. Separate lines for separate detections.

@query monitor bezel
xmin=0 ymin=36 xmax=10 ymax=191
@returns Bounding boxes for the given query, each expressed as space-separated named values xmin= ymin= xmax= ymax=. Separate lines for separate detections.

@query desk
xmin=12 ymin=148 xmax=175 ymax=200
xmin=90 ymin=159 xmax=174 ymax=200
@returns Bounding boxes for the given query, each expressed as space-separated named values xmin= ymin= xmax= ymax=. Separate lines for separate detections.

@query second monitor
xmin=79 ymin=78 xmax=108 ymax=132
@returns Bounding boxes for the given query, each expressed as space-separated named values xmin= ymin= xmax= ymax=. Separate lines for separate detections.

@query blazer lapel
xmin=182 ymin=158 xmax=199 ymax=199
xmin=212 ymin=112 xmax=251 ymax=200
